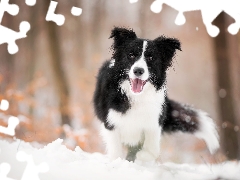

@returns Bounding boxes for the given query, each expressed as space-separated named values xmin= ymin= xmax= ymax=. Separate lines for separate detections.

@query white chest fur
xmin=107 ymin=80 xmax=166 ymax=146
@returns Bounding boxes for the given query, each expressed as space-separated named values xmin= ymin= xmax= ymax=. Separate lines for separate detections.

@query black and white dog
xmin=94 ymin=27 xmax=219 ymax=162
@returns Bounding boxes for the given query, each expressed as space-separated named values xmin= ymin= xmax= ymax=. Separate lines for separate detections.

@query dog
xmin=93 ymin=27 xmax=219 ymax=162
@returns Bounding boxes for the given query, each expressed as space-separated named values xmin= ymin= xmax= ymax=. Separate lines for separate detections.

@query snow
xmin=0 ymin=139 xmax=240 ymax=180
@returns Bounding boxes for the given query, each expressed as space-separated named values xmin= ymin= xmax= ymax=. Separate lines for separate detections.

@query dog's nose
xmin=133 ymin=67 xmax=144 ymax=77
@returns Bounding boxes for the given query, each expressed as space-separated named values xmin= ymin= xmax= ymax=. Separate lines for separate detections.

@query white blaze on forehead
xmin=129 ymin=40 xmax=149 ymax=81
xmin=142 ymin=41 xmax=148 ymax=55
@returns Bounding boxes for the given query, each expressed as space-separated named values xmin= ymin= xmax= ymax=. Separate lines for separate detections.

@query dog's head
xmin=109 ymin=27 xmax=181 ymax=94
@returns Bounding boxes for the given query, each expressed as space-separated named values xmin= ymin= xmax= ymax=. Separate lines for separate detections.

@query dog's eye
xmin=128 ymin=52 xmax=135 ymax=59
xmin=146 ymin=56 xmax=153 ymax=61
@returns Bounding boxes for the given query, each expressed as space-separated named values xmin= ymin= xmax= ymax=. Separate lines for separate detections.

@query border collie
xmin=94 ymin=27 xmax=219 ymax=162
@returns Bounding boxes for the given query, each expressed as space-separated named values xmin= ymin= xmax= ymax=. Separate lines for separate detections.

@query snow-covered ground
xmin=0 ymin=139 xmax=239 ymax=180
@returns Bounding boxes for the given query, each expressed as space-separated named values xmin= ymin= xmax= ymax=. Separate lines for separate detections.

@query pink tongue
xmin=132 ymin=79 xmax=144 ymax=93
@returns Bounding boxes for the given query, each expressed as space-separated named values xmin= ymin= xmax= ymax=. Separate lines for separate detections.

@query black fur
xmin=163 ymin=98 xmax=199 ymax=133
xmin=94 ymin=27 xmax=199 ymax=134
xmin=94 ymin=61 xmax=130 ymax=130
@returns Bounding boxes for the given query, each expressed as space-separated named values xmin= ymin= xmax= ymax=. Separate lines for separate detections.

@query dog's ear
xmin=109 ymin=27 xmax=137 ymax=48
xmin=154 ymin=36 xmax=181 ymax=68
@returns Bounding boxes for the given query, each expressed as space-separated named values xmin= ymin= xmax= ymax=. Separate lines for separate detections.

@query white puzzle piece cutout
xmin=71 ymin=7 xmax=82 ymax=16
xmin=150 ymin=0 xmax=221 ymax=37
xmin=0 ymin=99 xmax=9 ymax=111
xmin=0 ymin=0 xmax=19 ymax=22
xmin=0 ymin=163 xmax=16 ymax=180
xmin=16 ymin=151 xmax=49 ymax=180
xmin=0 ymin=148 xmax=16 ymax=180
xmin=0 ymin=0 xmax=31 ymax=54
xmin=223 ymin=0 xmax=240 ymax=35
xmin=129 ymin=0 xmax=240 ymax=37
xmin=46 ymin=1 xmax=65 ymax=26
xmin=0 ymin=116 xmax=19 ymax=136
xmin=0 ymin=22 xmax=30 ymax=54
xmin=129 ymin=0 xmax=138 ymax=3
xmin=25 ymin=0 xmax=37 ymax=6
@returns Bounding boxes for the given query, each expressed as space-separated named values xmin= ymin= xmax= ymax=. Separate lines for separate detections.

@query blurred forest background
xmin=0 ymin=0 xmax=240 ymax=163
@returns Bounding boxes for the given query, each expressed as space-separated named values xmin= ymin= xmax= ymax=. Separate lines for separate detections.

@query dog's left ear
xmin=154 ymin=36 xmax=181 ymax=68
xmin=109 ymin=27 xmax=137 ymax=49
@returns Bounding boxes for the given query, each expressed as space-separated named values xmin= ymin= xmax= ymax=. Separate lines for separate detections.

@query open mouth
xmin=130 ymin=78 xmax=147 ymax=93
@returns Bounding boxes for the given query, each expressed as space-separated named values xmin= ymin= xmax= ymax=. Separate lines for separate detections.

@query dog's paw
xmin=136 ymin=149 xmax=156 ymax=162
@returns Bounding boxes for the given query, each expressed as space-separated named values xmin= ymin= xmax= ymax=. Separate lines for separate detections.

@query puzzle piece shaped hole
xmin=16 ymin=151 xmax=49 ymax=180
xmin=0 ymin=21 xmax=30 ymax=54
xmin=25 ymin=0 xmax=36 ymax=6
xmin=0 ymin=0 xmax=19 ymax=20
xmin=71 ymin=7 xmax=82 ymax=16
xmin=149 ymin=0 xmax=240 ymax=37
xmin=46 ymin=1 xmax=65 ymax=26
xmin=0 ymin=116 xmax=19 ymax=136
xmin=0 ymin=163 xmax=15 ymax=180
xmin=0 ymin=99 xmax=9 ymax=111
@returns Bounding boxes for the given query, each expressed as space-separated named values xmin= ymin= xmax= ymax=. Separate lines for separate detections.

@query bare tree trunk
xmin=235 ymin=25 xmax=240 ymax=160
xmin=213 ymin=12 xmax=239 ymax=159
xmin=139 ymin=0 xmax=151 ymax=37
xmin=74 ymin=0 xmax=85 ymax=68
xmin=0 ymin=46 xmax=14 ymax=92
xmin=26 ymin=3 xmax=38 ymax=84
xmin=43 ymin=0 xmax=71 ymax=126
xmin=0 ymin=7 xmax=15 ymax=92
xmin=90 ymin=0 xmax=106 ymax=68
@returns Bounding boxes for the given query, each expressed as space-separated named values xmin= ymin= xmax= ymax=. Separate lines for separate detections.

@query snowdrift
xmin=0 ymin=139 xmax=239 ymax=180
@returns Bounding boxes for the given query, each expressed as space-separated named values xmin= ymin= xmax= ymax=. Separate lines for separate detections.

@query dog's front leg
xmin=136 ymin=127 xmax=161 ymax=162
xmin=102 ymin=127 xmax=123 ymax=160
